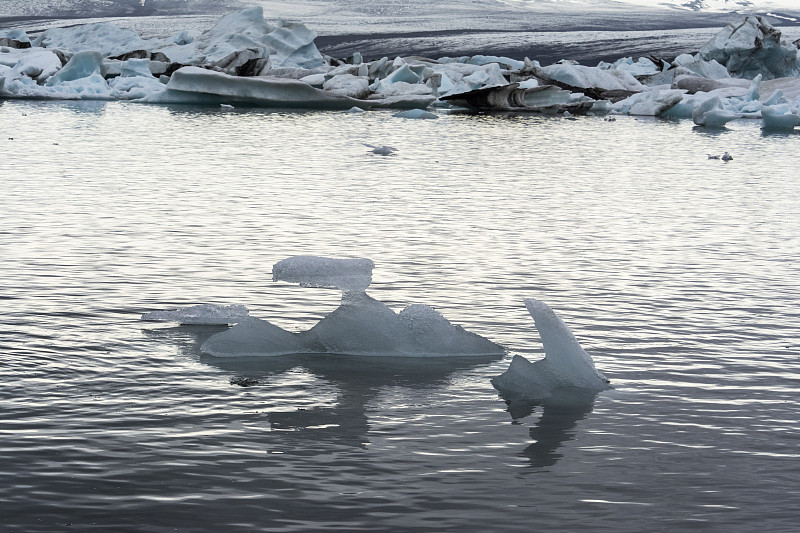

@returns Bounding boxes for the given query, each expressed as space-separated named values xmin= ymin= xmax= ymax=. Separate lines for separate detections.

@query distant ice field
xmin=1 ymin=100 xmax=799 ymax=532
xmin=4 ymin=1 xmax=799 ymax=64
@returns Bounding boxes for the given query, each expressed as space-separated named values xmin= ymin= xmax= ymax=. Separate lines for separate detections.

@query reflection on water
xmin=147 ymin=323 xmax=502 ymax=450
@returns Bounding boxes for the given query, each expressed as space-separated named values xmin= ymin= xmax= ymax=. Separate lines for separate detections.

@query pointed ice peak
xmin=524 ymin=298 xmax=609 ymax=388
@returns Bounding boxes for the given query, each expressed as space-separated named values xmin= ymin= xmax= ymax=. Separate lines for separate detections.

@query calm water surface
xmin=1 ymin=100 xmax=799 ymax=532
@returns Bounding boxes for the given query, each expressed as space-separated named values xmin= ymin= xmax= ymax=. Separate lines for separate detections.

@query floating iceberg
xmin=491 ymin=299 xmax=610 ymax=401
xmin=692 ymin=95 xmax=738 ymax=127
xmin=296 ymin=293 xmax=504 ymax=357
xmin=144 ymin=66 xmax=370 ymax=109
xmin=161 ymin=256 xmax=505 ymax=358
xmin=141 ymin=303 xmax=250 ymax=325
xmin=761 ymin=104 xmax=800 ymax=131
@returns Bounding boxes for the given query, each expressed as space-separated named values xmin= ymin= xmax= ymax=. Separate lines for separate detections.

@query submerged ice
xmin=3 ymin=8 xmax=800 ymax=128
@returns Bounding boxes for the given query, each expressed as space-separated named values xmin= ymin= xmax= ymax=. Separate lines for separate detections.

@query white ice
xmin=541 ymin=63 xmax=645 ymax=92
xmin=699 ymin=16 xmax=800 ymax=80
xmin=143 ymin=66 xmax=369 ymax=109
xmin=692 ymin=95 xmax=738 ymax=127
xmin=491 ymin=299 xmax=610 ymax=400
xmin=761 ymin=104 xmax=800 ymax=131
xmin=272 ymin=255 xmax=375 ymax=293
xmin=141 ymin=303 xmax=250 ymax=325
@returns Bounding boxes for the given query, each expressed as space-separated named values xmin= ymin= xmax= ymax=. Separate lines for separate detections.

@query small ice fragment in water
xmin=363 ymin=143 xmax=398 ymax=156
xmin=141 ymin=303 xmax=249 ymax=324
xmin=230 ymin=376 xmax=259 ymax=387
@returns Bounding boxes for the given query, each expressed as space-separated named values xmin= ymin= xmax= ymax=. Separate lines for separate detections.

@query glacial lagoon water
xmin=1 ymin=99 xmax=799 ymax=532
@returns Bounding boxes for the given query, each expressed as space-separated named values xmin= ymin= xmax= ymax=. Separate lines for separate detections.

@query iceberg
xmin=692 ymin=95 xmax=738 ymax=127
xmin=184 ymin=256 xmax=505 ymax=358
xmin=699 ymin=16 xmax=800 ymax=80
xmin=541 ymin=63 xmax=645 ymax=93
xmin=32 ymin=22 xmax=150 ymax=58
xmin=491 ymin=299 xmax=610 ymax=401
xmin=298 ymin=294 xmax=504 ymax=357
xmin=610 ymin=89 xmax=685 ymax=116
xmin=141 ymin=303 xmax=250 ymax=325
xmin=761 ymin=104 xmax=800 ymax=131
xmin=145 ymin=66 xmax=370 ymax=109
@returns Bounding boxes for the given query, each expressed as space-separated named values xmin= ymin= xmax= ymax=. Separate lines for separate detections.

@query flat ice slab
xmin=272 ymin=255 xmax=375 ymax=293
xmin=141 ymin=304 xmax=249 ymax=325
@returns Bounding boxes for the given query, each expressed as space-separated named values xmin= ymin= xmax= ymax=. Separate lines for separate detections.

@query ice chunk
xmin=44 ymin=50 xmax=104 ymax=84
xmin=467 ymin=55 xmax=524 ymax=70
xmin=440 ymin=62 xmax=509 ymax=97
xmin=0 ymin=48 xmax=62 ymax=83
xmin=200 ymin=316 xmax=303 ymax=357
xmin=699 ymin=16 xmax=800 ymax=80
xmin=599 ymin=56 xmax=661 ymax=77
xmin=273 ymin=256 xmax=374 ymax=293
xmin=323 ymin=74 xmax=370 ymax=99
xmin=491 ymin=299 xmax=610 ymax=400
xmin=299 ymin=293 xmax=504 ymax=357
xmin=393 ymin=109 xmax=438 ymax=119
xmin=397 ymin=304 xmax=503 ymax=356
xmin=541 ymin=63 xmax=644 ymax=92
xmin=692 ymin=95 xmax=738 ymax=127
xmin=32 ymin=22 xmax=149 ymax=58
xmin=141 ymin=303 xmax=249 ymax=325
xmin=146 ymin=66 xmax=368 ymax=110
xmin=610 ymin=89 xmax=684 ymax=116
xmin=0 ymin=29 xmax=31 ymax=48
xmin=761 ymin=104 xmax=800 ymax=131
xmin=156 ymin=7 xmax=322 ymax=70
xmin=119 ymin=58 xmax=153 ymax=78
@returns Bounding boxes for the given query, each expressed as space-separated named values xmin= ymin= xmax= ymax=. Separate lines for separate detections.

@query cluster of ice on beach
xmin=3 ymin=8 xmax=800 ymax=128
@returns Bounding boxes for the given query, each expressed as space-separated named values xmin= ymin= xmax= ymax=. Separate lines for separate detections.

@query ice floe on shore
xmin=3 ymin=7 xmax=800 ymax=128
